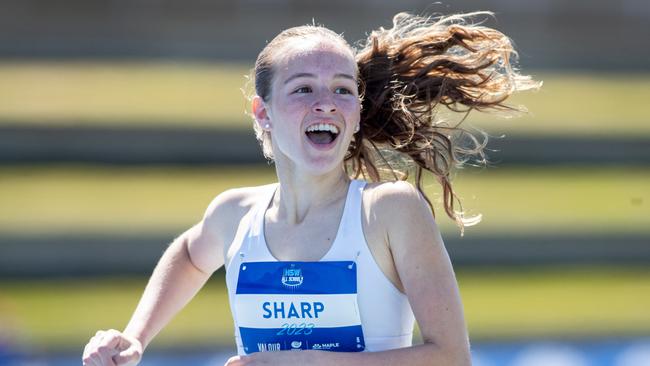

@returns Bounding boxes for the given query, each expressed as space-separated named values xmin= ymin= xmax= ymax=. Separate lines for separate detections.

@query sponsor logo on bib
xmin=312 ymin=342 xmax=341 ymax=350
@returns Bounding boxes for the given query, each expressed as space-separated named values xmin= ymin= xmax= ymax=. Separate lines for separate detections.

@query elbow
xmin=181 ymin=236 xmax=211 ymax=276
xmin=164 ymin=234 xmax=210 ymax=276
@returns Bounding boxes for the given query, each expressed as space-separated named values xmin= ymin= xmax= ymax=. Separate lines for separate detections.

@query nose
xmin=312 ymin=93 xmax=337 ymax=113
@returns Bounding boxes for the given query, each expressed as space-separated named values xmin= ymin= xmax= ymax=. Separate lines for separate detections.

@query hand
xmin=82 ymin=329 xmax=143 ymax=366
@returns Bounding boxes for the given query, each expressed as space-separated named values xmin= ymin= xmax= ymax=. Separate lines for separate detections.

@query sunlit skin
xmin=251 ymin=39 xmax=361 ymax=224
xmin=225 ymin=39 xmax=469 ymax=366
xmin=255 ymin=39 xmax=360 ymax=174
xmin=82 ymin=36 xmax=470 ymax=366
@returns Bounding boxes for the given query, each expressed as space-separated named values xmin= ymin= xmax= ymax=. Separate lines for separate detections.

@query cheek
xmin=270 ymin=99 xmax=307 ymax=143
xmin=338 ymin=99 xmax=361 ymax=121
xmin=285 ymin=103 xmax=307 ymax=116
xmin=275 ymin=97 xmax=309 ymax=119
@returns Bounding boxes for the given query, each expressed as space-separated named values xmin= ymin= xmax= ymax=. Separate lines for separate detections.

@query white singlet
xmin=225 ymin=180 xmax=415 ymax=355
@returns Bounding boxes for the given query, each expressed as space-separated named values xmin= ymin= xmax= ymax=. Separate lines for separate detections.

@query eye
xmin=293 ymin=86 xmax=312 ymax=94
xmin=335 ymin=87 xmax=353 ymax=95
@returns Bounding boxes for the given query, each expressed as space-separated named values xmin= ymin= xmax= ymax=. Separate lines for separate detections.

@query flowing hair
xmin=251 ymin=11 xmax=541 ymax=236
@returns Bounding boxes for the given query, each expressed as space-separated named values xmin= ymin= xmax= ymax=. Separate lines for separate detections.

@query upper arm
xmin=183 ymin=188 xmax=253 ymax=275
xmin=376 ymin=181 xmax=470 ymax=357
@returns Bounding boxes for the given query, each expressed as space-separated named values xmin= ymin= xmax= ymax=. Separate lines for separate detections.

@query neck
xmin=271 ymin=159 xmax=351 ymax=225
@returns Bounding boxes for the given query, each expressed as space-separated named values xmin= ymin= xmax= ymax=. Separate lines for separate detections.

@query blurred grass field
xmin=2 ymin=266 xmax=649 ymax=352
xmin=0 ymin=165 xmax=647 ymax=236
xmin=0 ymin=61 xmax=649 ymax=137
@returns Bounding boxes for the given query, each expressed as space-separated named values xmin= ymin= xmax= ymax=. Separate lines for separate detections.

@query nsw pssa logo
xmin=281 ymin=264 xmax=303 ymax=288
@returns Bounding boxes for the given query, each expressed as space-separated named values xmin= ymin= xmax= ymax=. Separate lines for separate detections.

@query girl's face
xmin=254 ymin=39 xmax=361 ymax=176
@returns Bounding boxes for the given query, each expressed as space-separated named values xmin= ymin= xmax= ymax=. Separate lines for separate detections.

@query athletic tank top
xmin=225 ymin=180 xmax=415 ymax=355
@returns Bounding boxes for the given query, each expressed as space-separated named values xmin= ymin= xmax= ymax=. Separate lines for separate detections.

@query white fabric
xmin=225 ymin=180 xmax=415 ymax=354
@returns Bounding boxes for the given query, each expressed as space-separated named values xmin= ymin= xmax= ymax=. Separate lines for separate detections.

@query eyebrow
xmin=283 ymin=72 xmax=356 ymax=85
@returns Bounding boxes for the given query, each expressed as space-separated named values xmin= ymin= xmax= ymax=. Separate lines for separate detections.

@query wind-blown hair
xmin=251 ymin=11 xmax=541 ymax=236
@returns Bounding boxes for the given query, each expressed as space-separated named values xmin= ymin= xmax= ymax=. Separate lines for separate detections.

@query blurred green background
xmin=0 ymin=1 xmax=649 ymax=364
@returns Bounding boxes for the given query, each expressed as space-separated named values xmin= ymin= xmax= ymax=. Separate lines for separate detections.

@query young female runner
xmin=82 ymin=11 xmax=538 ymax=366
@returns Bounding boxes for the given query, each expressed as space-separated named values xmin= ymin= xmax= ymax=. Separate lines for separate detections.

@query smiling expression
xmin=255 ymin=38 xmax=361 ymax=175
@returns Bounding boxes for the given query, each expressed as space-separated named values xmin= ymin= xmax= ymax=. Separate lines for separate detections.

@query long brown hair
xmin=251 ymin=11 xmax=541 ymax=235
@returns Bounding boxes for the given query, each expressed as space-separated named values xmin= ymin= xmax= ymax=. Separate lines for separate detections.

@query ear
xmin=252 ymin=96 xmax=271 ymax=130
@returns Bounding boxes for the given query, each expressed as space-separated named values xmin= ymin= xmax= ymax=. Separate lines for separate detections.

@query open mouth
xmin=305 ymin=123 xmax=340 ymax=145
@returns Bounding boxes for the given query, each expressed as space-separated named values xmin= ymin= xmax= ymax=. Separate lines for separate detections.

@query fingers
xmin=96 ymin=329 xmax=121 ymax=366
xmin=224 ymin=353 xmax=256 ymax=366
xmin=99 ymin=329 xmax=124 ymax=351
xmin=83 ymin=331 xmax=105 ymax=366
xmin=224 ymin=355 xmax=251 ymax=366
xmin=82 ymin=337 xmax=94 ymax=366
xmin=113 ymin=345 xmax=143 ymax=366
xmin=82 ymin=329 xmax=125 ymax=366
xmin=114 ymin=333 xmax=143 ymax=366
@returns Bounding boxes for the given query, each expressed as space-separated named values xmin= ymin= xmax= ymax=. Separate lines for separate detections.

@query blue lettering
xmin=273 ymin=302 xmax=285 ymax=319
xmin=264 ymin=301 xmax=324 ymax=319
xmin=262 ymin=302 xmax=272 ymax=319
xmin=314 ymin=302 xmax=324 ymax=318
xmin=300 ymin=302 xmax=313 ymax=318
xmin=287 ymin=303 xmax=300 ymax=318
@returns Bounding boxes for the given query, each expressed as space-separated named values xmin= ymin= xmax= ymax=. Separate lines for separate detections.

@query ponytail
xmin=347 ymin=11 xmax=541 ymax=235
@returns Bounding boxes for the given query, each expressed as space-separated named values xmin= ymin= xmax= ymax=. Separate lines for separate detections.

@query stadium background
xmin=0 ymin=0 xmax=649 ymax=365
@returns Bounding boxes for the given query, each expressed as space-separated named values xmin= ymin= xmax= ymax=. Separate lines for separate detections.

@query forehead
xmin=274 ymin=38 xmax=357 ymax=81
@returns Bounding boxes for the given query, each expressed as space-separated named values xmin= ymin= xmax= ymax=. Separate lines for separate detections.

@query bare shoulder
xmin=363 ymin=180 xmax=434 ymax=226
xmin=359 ymin=180 xmax=447 ymax=295
xmin=362 ymin=179 xmax=443 ymax=255
xmin=185 ymin=184 xmax=275 ymax=274
xmin=203 ymin=184 xmax=277 ymax=247
xmin=203 ymin=184 xmax=274 ymax=228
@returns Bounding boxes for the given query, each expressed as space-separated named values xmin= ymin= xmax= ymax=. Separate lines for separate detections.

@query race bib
xmin=234 ymin=261 xmax=366 ymax=354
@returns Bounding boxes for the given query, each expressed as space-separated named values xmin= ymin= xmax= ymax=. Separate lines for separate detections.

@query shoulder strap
xmin=335 ymin=179 xmax=367 ymax=247
xmin=249 ymin=183 xmax=278 ymax=238
xmin=225 ymin=183 xmax=278 ymax=269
